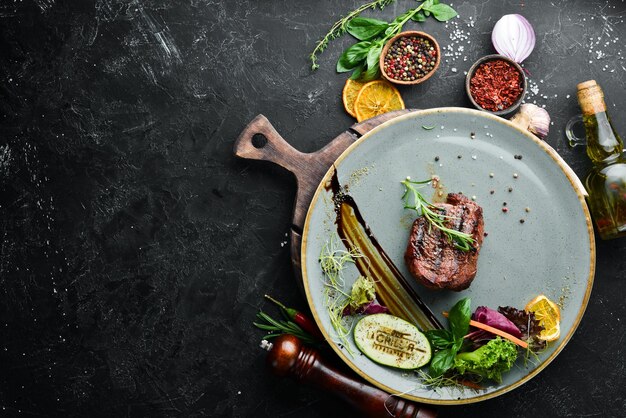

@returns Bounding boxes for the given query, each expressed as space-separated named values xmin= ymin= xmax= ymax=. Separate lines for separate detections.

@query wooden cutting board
xmin=234 ymin=110 xmax=414 ymax=291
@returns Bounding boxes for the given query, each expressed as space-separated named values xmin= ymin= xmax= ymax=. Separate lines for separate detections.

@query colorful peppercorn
xmin=383 ymin=36 xmax=437 ymax=82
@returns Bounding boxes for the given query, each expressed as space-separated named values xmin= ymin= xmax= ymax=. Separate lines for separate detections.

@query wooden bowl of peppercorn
xmin=379 ymin=31 xmax=441 ymax=86
xmin=466 ymin=54 xmax=527 ymax=116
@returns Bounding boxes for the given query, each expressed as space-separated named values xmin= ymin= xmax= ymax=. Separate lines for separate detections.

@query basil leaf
xmin=429 ymin=348 xmax=455 ymax=377
xmin=425 ymin=4 xmax=457 ymax=22
xmin=347 ymin=17 xmax=389 ymax=41
xmin=343 ymin=41 xmax=372 ymax=64
xmin=366 ymin=43 xmax=383 ymax=71
xmin=411 ymin=11 xmax=426 ymax=22
xmin=452 ymin=337 xmax=464 ymax=353
xmin=425 ymin=329 xmax=453 ymax=350
xmin=337 ymin=41 xmax=372 ymax=73
xmin=448 ymin=297 xmax=471 ymax=341
xmin=424 ymin=10 xmax=431 ymax=17
xmin=361 ymin=63 xmax=380 ymax=81
xmin=349 ymin=64 xmax=365 ymax=80
xmin=337 ymin=54 xmax=360 ymax=73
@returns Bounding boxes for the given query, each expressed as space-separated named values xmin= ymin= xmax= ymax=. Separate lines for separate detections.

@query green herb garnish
xmin=309 ymin=0 xmax=396 ymax=71
xmin=253 ymin=311 xmax=318 ymax=345
xmin=422 ymin=125 xmax=435 ymax=130
xmin=424 ymin=298 xmax=471 ymax=377
xmin=401 ymin=178 xmax=475 ymax=251
xmin=310 ymin=0 xmax=457 ymax=80
xmin=416 ymin=370 xmax=480 ymax=391
xmin=319 ymin=236 xmax=368 ymax=354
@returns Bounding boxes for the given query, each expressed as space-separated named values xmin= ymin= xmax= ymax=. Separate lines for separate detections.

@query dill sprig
xmin=253 ymin=311 xmax=318 ymax=345
xmin=401 ymin=178 xmax=475 ymax=252
xmin=309 ymin=0 xmax=396 ymax=70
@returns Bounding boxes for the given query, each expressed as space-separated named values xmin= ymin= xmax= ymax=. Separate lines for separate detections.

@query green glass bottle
xmin=577 ymin=80 xmax=626 ymax=240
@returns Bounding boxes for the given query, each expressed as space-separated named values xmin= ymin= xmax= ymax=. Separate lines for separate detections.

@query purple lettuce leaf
xmin=473 ymin=306 xmax=523 ymax=338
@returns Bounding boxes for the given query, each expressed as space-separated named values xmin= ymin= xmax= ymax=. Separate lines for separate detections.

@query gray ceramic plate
xmin=301 ymin=108 xmax=595 ymax=405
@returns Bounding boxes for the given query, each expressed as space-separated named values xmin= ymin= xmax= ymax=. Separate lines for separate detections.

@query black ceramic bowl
xmin=465 ymin=54 xmax=527 ymax=116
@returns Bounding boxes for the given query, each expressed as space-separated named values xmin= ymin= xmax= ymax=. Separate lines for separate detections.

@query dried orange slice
xmin=525 ymin=295 xmax=561 ymax=342
xmin=353 ymin=80 xmax=405 ymax=122
xmin=342 ymin=79 xmax=366 ymax=118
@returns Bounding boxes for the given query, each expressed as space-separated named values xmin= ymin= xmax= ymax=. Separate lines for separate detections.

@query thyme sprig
xmin=309 ymin=0 xmax=396 ymax=70
xmin=401 ymin=178 xmax=475 ymax=251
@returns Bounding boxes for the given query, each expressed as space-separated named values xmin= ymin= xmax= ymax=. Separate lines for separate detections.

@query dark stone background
xmin=0 ymin=0 xmax=625 ymax=417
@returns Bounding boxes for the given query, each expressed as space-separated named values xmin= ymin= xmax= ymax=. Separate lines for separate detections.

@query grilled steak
xmin=404 ymin=193 xmax=484 ymax=291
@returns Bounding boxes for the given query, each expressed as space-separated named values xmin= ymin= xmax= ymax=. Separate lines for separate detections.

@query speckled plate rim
xmin=301 ymin=107 xmax=595 ymax=405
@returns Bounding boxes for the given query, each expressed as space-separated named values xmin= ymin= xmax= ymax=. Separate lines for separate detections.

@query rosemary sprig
xmin=309 ymin=0 xmax=396 ymax=70
xmin=253 ymin=311 xmax=318 ymax=345
xmin=401 ymin=178 xmax=475 ymax=252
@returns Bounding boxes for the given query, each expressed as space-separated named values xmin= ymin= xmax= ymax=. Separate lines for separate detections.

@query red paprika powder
xmin=470 ymin=59 xmax=523 ymax=112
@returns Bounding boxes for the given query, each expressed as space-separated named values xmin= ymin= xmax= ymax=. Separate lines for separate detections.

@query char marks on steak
xmin=404 ymin=193 xmax=484 ymax=291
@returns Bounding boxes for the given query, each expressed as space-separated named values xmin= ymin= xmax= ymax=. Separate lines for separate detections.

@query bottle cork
xmin=577 ymin=80 xmax=606 ymax=116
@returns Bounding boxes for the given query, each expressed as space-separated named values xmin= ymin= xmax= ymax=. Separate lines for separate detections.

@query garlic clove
xmin=510 ymin=103 xmax=550 ymax=139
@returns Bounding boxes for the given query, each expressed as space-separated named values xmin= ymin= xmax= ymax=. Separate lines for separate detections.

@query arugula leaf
xmin=429 ymin=347 xmax=456 ymax=377
xmin=448 ymin=297 xmax=471 ymax=341
xmin=425 ymin=329 xmax=454 ymax=350
xmin=347 ymin=17 xmax=389 ymax=40
xmin=424 ymin=3 xmax=457 ymax=21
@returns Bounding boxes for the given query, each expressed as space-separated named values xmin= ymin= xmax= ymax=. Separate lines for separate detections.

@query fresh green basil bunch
xmin=311 ymin=0 xmax=457 ymax=80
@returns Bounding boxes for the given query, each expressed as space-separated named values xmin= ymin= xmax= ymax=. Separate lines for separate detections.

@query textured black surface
xmin=1 ymin=1 xmax=625 ymax=417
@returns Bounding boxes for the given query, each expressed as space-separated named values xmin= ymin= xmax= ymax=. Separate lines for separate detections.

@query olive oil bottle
xmin=577 ymin=80 xmax=626 ymax=240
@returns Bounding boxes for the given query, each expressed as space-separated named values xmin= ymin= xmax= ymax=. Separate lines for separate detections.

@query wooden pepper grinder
xmin=262 ymin=335 xmax=437 ymax=418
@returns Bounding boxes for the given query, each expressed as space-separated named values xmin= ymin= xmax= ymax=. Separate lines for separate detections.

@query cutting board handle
xmin=234 ymin=114 xmax=307 ymax=176
xmin=235 ymin=114 xmax=358 ymax=230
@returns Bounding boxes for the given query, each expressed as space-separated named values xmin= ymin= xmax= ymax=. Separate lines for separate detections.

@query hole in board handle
xmin=252 ymin=134 xmax=268 ymax=149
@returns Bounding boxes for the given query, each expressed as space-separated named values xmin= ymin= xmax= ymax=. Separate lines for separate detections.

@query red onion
xmin=492 ymin=14 xmax=536 ymax=63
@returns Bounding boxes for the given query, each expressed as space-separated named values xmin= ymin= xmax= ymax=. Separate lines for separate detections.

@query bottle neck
xmin=577 ymin=81 xmax=624 ymax=164
xmin=584 ymin=110 xmax=624 ymax=164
